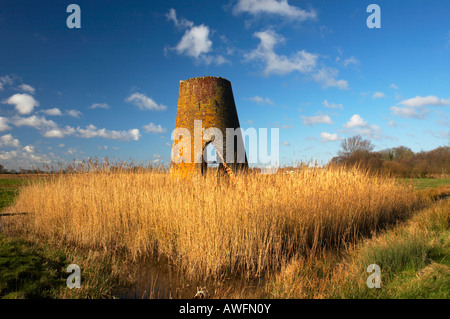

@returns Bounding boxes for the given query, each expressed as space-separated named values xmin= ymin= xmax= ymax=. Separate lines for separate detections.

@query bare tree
xmin=330 ymin=135 xmax=381 ymax=171
xmin=338 ymin=135 xmax=375 ymax=157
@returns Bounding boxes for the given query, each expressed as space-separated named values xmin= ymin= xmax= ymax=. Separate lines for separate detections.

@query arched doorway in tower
xmin=201 ymin=142 xmax=218 ymax=175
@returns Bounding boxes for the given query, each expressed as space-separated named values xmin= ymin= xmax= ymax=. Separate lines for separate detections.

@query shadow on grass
xmin=0 ymin=235 xmax=68 ymax=299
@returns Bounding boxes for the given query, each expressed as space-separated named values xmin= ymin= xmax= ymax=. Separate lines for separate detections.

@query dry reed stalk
xmin=3 ymin=162 xmax=423 ymax=281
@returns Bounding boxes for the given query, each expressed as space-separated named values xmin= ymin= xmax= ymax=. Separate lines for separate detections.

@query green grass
xmin=0 ymin=188 xmax=20 ymax=211
xmin=0 ymin=179 xmax=28 ymax=186
xmin=410 ymin=178 xmax=450 ymax=190
xmin=266 ymin=199 xmax=450 ymax=299
xmin=0 ymin=178 xmax=27 ymax=211
xmin=334 ymin=200 xmax=450 ymax=299
xmin=0 ymin=233 xmax=130 ymax=299
xmin=0 ymin=235 xmax=68 ymax=299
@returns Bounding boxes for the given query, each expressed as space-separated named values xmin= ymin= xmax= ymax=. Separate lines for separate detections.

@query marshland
xmin=1 ymin=157 xmax=448 ymax=299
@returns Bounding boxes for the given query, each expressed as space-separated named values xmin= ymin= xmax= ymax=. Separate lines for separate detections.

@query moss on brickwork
xmin=171 ymin=76 xmax=248 ymax=178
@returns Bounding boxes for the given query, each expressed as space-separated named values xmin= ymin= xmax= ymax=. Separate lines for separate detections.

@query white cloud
xmin=0 ymin=134 xmax=20 ymax=148
xmin=0 ymin=75 xmax=14 ymax=90
xmin=43 ymin=126 xmax=75 ymax=138
xmin=12 ymin=112 xmax=141 ymax=141
xmin=248 ymin=95 xmax=274 ymax=105
xmin=0 ymin=148 xmax=64 ymax=170
xmin=320 ymin=132 xmax=339 ymax=142
xmin=23 ymin=145 xmax=34 ymax=153
xmin=125 ymin=93 xmax=167 ymax=111
xmin=42 ymin=108 xmax=83 ymax=117
xmin=12 ymin=115 xmax=140 ymax=141
xmin=125 ymin=129 xmax=141 ymax=141
xmin=425 ymin=130 xmax=450 ymax=140
xmin=373 ymin=91 xmax=386 ymax=99
xmin=0 ymin=117 xmax=11 ymax=132
xmin=436 ymin=110 xmax=450 ymax=126
xmin=275 ymin=124 xmax=294 ymax=129
xmin=167 ymin=9 xmax=227 ymax=66
xmin=390 ymin=95 xmax=449 ymax=119
xmin=143 ymin=122 xmax=167 ymax=134
xmin=343 ymin=56 xmax=360 ymax=67
xmin=18 ymin=84 xmax=35 ymax=94
xmin=175 ymin=24 xmax=213 ymax=59
xmin=389 ymin=83 xmax=399 ymax=90
xmin=281 ymin=141 xmax=290 ymax=146
xmin=387 ymin=120 xmax=397 ymax=127
xmin=301 ymin=114 xmax=333 ymax=126
xmin=239 ymin=37 xmax=348 ymax=89
xmin=13 ymin=115 xmax=58 ymax=130
xmin=343 ymin=114 xmax=367 ymax=128
xmin=77 ymin=124 xmax=141 ymax=141
xmin=67 ymin=109 xmax=82 ymax=118
xmin=323 ymin=100 xmax=343 ymax=109
xmin=199 ymin=54 xmax=231 ymax=66
xmin=42 ymin=108 xmax=63 ymax=116
xmin=343 ymin=114 xmax=381 ymax=139
xmin=312 ymin=68 xmax=349 ymax=90
xmin=233 ymin=0 xmax=317 ymax=20
xmin=214 ymin=55 xmax=230 ymax=65
xmin=89 ymin=103 xmax=110 ymax=109
xmin=390 ymin=106 xmax=428 ymax=119
xmin=166 ymin=8 xmax=194 ymax=29
xmin=3 ymin=93 xmax=39 ymax=114
xmin=398 ymin=95 xmax=450 ymax=108
xmin=0 ymin=150 xmax=17 ymax=161
xmin=245 ymin=30 xmax=318 ymax=76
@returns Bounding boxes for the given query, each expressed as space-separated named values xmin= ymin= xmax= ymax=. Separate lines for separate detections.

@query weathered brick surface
xmin=170 ymin=76 xmax=248 ymax=178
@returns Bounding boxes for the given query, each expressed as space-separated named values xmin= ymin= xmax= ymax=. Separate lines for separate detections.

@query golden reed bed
xmin=3 ymin=164 xmax=423 ymax=280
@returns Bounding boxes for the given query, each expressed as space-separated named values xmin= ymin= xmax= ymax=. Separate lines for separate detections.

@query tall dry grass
xmin=3 ymin=161 xmax=424 ymax=281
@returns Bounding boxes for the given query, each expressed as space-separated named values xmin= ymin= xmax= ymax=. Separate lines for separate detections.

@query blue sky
xmin=0 ymin=0 xmax=449 ymax=170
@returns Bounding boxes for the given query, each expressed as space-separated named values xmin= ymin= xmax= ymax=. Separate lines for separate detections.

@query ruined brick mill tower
xmin=170 ymin=76 xmax=248 ymax=178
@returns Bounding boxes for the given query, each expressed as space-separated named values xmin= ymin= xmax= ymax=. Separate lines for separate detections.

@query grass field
xmin=0 ymin=171 xmax=448 ymax=298
xmin=410 ymin=178 xmax=450 ymax=190
xmin=267 ymin=200 xmax=450 ymax=299
xmin=0 ymin=175 xmax=51 ymax=211
xmin=0 ymin=179 xmax=24 ymax=211
xmin=0 ymin=235 xmax=68 ymax=298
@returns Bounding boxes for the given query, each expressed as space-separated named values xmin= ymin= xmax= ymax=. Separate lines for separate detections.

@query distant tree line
xmin=0 ymin=162 xmax=164 ymax=175
xmin=0 ymin=164 xmax=43 ymax=174
xmin=330 ymin=135 xmax=450 ymax=178
xmin=2 ymin=138 xmax=449 ymax=178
